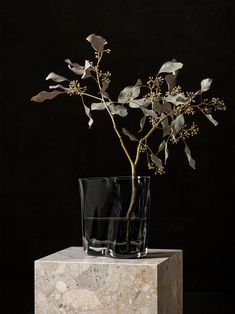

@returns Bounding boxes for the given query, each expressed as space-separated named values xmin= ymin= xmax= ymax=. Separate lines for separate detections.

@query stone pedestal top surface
xmin=36 ymin=246 xmax=182 ymax=265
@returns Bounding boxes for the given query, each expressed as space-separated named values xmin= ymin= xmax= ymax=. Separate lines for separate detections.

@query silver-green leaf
xmin=122 ymin=128 xmax=138 ymax=141
xmin=91 ymin=102 xmax=107 ymax=111
xmin=165 ymin=74 xmax=177 ymax=93
xmin=165 ymin=93 xmax=190 ymax=106
xmin=161 ymin=113 xmax=170 ymax=138
xmin=141 ymin=107 xmax=158 ymax=118
xmin=205 ymin=113 xmax=218 ymax=126
xmin=64 ymin=58 xmax=84 ymax=75
xmin=201 ymin=78 xmax=213 ymax=92
xmin=118 ymin=86 xmax=140 ymax=104
xmin=157 ymin=140 xmax=166 ymax=154
xmin=184 ymin=143 xmax=196 ymax=169
xmin=164 ymin=141 xmax=169 ymax=165
xmin=86 ymin=33 xmax=106 ymax=52
xmin=31 ymin=90 xmax=64 ymax=102
xmin=158 ymin=61 xmax=183 ymax=75
xmin=109 ymin=104 xmax=128 ymax=117
xmin=46 ymin=72 xmax=68 ymax=82
xmin=171 ymin=114 xmax=185 ymax=134
xmin=138 ymin=116 xmax=146 ymax=133
xmin=151 ymin=154 xmax=163 ymax=169
xmin=83 ymin=103 xmax=94 ymax=129
xmin=129 ymin=98 xmax=147 ymax=108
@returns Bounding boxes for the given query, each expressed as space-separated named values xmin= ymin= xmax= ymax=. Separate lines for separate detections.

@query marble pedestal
xmin=35 ymin=247 xmax=183 ymax=314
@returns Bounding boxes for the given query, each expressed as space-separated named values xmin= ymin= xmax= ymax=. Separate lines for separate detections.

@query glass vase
xmin=78 ymin=176 xmax=151 ymax=258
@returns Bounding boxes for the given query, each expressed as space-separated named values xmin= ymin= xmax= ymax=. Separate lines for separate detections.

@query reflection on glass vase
xmin=78 ymin=176 xmax=151 ymax=258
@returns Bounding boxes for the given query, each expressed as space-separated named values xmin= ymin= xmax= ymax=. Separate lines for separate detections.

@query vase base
xmin=105 ymin=248 xmax=148 ymax=259
xmin=83 ymin=237 xmax=148 ymax=258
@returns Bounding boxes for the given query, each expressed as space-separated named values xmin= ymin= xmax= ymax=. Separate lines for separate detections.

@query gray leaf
xmin=151 ymin=154 xmax=163 ymax=168
xmin=164 ymin=93 xmax=190 ymax=106
xmin=205 ymin=113 xmax=218 ymax=126
xmin=49 ymin=84 xmax=68 ymax=91
xmin=109 ymin=104 xmax=128 ymax=117
xmin=83 ymin=103 xmax=94 ymax=129
xmin=101 ymin=81 xmax=109 ymax=98
xmin=86 ymin=33 xmax=106 ymax=52
xmin=164 ymin=141 xmax=169 ymax=165
xmin=184 ymin=143 xmax=196 ymax=169
xmin=157 ymin=140 xmax=166 ymax=153
xmin=161 ymin=114 xmax=170 ymax=138
xmin=138 ymin=116 xmax=146 ymax=133
xmin=141 ymin=107 xmax=158 ymax=118
xmin=158 ymin=61 xmax=183 ymax=75
xmin=81 ymin=60 xmax=92 ymax=79
xmin=31 ymin=90 xmax=64 ymax=102
xmin=165 ymin=74 xmax=177 ymax=93
xmin=46 ymin=72 xmax=68 ymax=82
xmin=122 ymin=128 xmax=138 ymax=141
xmin=154 ymin=100 xmax=172 ymax=114
xmin=91 ymin=102 xmax=107 ymax=111
xmin=129 ymin=98 xmax=146 ymax=108
xmin=118 ymin=86 xmax=140 ymax=104
xmin=171 ymin=114 xmax=185 ymax=134
xmin=201 ymin=78 xmax=213 ymax=92
xmin=135 ymin=79 xmax=142 ymax=86
xmin=64 ymin=58 xmax=84 ymax=75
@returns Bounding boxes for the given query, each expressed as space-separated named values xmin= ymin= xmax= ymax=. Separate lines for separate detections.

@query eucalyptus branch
xmin=31 ymin=33 xmax=226 ymax=176
xmin=31 ymin=33 xmax=226 ymax=253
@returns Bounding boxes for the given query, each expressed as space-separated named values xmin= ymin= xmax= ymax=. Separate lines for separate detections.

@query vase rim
xmin=78 ymin=176 xmax=151 ymax=181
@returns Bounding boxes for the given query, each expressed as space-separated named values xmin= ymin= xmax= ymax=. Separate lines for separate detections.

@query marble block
xmin=35 ymin=247 xmax=183 ymax=314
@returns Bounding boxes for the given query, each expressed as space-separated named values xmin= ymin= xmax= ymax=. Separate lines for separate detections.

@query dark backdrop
xmin=1 ymin=0 xmax=234 ymax=313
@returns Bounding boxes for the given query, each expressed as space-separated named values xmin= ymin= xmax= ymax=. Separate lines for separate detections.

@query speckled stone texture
xmin=35 ymin=247 xmax=183 ymax=314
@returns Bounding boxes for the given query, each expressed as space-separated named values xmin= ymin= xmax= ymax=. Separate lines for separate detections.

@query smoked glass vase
xmin=78 ymin=176 xmax=151 ymax=258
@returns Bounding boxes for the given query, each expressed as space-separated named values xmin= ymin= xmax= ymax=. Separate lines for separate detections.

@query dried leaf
xmin=101 ymin=81 xmax=109 ymax=98
xmin=91 ymin=102 xmax=107 ymax=111
xmin=49 ymin=84 xmax=69 ymax=92
xmin=118 ymin=86 xmax=140 ymax=104
xmin=205 ymin=113 xmax=218 ymax=126
xmin=151 ymin=154 xmax=163 ymax=168
xmin=109 ymin=104 xmax=128 ymax=117
xmin=81 ymin=60 xmax=92 ymax=79
xmin=64 ymin=58 xmax=84 ymax=75
xmin=158 ymin=61 xmax=183 ymax=75
xmin=165 ymin=93 xmax=190 ymax=106
xmin=184 ymin=143 xmax=196 ymax=169
xmin=46 ymin=72 xmax=68 ymax=82
xmin=31 ymin=90 xmax=64 ymax=102
xmin=165 ymin=74 xmax=177 ymax=93
xmin=141 ymin=107 xmax=158 ymax=118
xmin=129 ymin=98 xmax=147 ymax=108
xmin=122 ymin=128 xmax=138 ymax=141
xmin=164 ymin=141 xmax=169 ymax=165
xmin=154 ymin=100 xmax=172 ymax=114
xmin=156 ymin=139 xmax=169 ymax=165
xmin=83 ymin=103 xmax=93 ymax=129
xmin=135 ymin=79 xmax=142 ymax=86
xmin=91 ymin=102 xmax=127 ymax=117
xmin=171 ymin=114 xmax=185 ymax=134
xmin=138 ymin=116 xmax=146 ymax=133
xmin=157 ymin=140 xmax=166 ymax=153
xmin=161 ymin=114 xmax=170 ymax=138
xmin=201 ymin=78 xmax=213 ymax=92
xmin=86 ymin=33 xmax=106 ymax=52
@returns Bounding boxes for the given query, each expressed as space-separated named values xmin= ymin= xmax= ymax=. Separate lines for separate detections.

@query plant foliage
xmin=32 ymin=34 xmax=226 ymax=176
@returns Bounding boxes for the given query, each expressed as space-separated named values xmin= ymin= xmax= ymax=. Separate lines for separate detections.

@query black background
xmin=1 ymin=0 xmax=234 ymax=313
